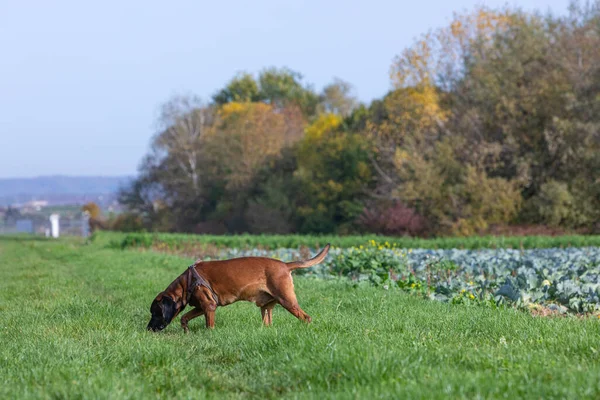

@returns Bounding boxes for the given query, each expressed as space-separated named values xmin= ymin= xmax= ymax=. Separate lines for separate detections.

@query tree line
xmin=119 ymin=2 xmax=600 ymax=236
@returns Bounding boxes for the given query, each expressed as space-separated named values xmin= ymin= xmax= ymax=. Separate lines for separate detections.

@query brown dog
xmin=147 ymin=244 xmax=330 ymax=332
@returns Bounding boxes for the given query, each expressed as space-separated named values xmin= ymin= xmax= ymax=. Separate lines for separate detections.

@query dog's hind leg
xmin=261 ymin=301 xmax=276 ymax=326
xmin=270 ymin=276 xmax=312 ymax=323
xmin=180 ymin=308 xmax=204 ymax=333
xmin=277 ymin=298 xmax=311 ymax=323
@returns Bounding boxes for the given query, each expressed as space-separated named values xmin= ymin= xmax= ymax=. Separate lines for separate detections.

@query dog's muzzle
xmin=147 ymin=319 xmax=166 ymax=332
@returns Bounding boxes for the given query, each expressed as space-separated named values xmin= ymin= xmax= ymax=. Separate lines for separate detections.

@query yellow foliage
xmin=325 ymin=180 xmax=344 ymax=195
xmin=81 ymin=202 xmax=101 ymax=219
xmin=391 ymin=37 xmax=433 ymax=88
xmin=378 ymin=84 xmax=448 ymax=145
xmin=394 ymin=148 xmax=410 ymax=167
xmin=218 ymin=101 xmax=246 ymax=117
xmin=296 ymin=113 xmax=344 ymax=180
xmin=218 ymin=101 xmax=273 ymax=119
xmin=450 ymin=20 xmax=464 ymax=38
xmin=452 ymin=217 xmax=487 ymax=237
xmin=356 ymin=161 xmax=371 ymax=181
xmin=402 ymin=85 xmax=447 ymax=126
xmin=304 ymin=113 xmax=342 ymax=141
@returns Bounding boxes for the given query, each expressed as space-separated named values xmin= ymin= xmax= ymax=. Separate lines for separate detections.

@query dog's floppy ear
xmin=161 ymin=296 xmax=178 ymax=323
xmin=149 ymin=294 xmax=164 ymax=313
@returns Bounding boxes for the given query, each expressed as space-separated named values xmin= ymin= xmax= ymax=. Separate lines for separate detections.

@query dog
xmin=147 ymin=244 xmax=330 ymax=332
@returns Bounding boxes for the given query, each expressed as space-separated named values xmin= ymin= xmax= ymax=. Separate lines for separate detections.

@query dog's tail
xmin=286 ymin=244 xmax=331 ymax=271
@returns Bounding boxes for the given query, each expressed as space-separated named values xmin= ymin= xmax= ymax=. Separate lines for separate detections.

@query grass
xmin=105 ymin=230 xmax=600 ymax=251
xmin=1 ymin=236 xmax=600 ymax=399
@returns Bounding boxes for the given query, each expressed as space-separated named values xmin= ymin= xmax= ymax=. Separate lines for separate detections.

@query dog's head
xmin=147 ymin=294 xmax=179 ymax=332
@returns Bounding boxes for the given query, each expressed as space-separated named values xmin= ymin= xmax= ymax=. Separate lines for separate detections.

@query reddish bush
xmin=358 ymin=202 xmax=429 ymax=237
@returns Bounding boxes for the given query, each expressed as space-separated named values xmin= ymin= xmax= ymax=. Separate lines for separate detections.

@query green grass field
xmin=2 ymin=236 xmax=600 ymax=399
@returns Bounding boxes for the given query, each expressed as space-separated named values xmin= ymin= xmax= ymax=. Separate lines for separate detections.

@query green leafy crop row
xmin=107 ymin=231 xmax=600 ymax=251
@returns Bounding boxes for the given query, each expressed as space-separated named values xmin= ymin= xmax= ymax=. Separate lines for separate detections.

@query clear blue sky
xmin=0 ymin=0 xmax=571 ymax=178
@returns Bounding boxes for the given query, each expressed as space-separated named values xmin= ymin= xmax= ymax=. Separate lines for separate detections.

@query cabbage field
xmin=217 ymin=241 xmax=600 ymax=314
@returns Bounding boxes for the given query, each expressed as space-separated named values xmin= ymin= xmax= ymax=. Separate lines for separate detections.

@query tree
xmin=258 ymin=67 xmax=319 ymax=117
xmin=119 ymin=95 xmax=214 ymax=231
xmin=152 ymin=95 xmax=213 ymax=196
xmin=81 ymin=202 xmax=101 ymax=219
xmin=295 ymin=114 xmax=373 ymax=233
xmin=318 ymin=78 xmax=358 ymax=117
xmin=199 ymin=101 xmax=302 ymax=232
xmin=361 ymin=7 xmax=529 ymax=234
xmin=207 ymin=102 xmax=289 ymax=191
xmin=212 ymin=73 xmax=263 ymax=105
xmin=212 ymin=67 xmax=320 ymax=121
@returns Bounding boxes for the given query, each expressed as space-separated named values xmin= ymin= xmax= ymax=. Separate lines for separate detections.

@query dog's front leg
xmin=180 ymin=308 xmax=204 ymax=333
xmin=204 ymin=308 xmax=216 ymax=329
xmin=197 ymin=288 xmax=217 ymax=329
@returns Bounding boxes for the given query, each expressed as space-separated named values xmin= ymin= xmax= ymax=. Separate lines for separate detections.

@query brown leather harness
xmin=186 ymin=264 xmax=219 ymax=306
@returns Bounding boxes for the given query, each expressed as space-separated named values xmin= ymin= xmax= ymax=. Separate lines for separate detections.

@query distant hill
xmin=0 ymin=175 xmax=133 ymax=206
